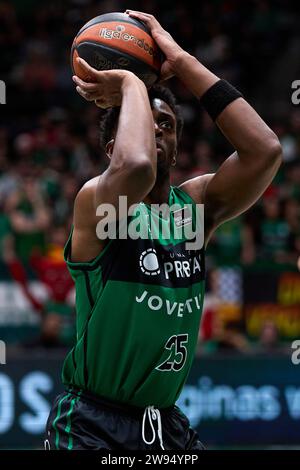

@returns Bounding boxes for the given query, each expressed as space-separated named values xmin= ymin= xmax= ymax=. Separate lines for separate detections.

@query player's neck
xmin=143 ymin=177 xmax=171 ymax=205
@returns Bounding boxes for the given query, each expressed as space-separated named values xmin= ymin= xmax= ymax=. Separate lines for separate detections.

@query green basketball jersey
xmin=62 ymin=186 xmax=205 ymax=408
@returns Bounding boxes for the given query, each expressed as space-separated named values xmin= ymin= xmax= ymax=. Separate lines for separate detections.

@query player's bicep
xmin=74 ymin=158 xmax=155 ymax=233
xmin=96 ymin=160 xmax=154 ymax=216
xmin=70 ymin=164 xmax=155 ymax=262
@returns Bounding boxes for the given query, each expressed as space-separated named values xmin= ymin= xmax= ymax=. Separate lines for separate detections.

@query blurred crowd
xmin=0 ymin=0 xmax=299 ymax=352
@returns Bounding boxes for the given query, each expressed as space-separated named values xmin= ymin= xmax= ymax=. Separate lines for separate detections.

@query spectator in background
xmin=15 ymin=44 xmax=56 ymax=92
xmin=0 ymin=206 xmax=13 ymax=262
xmin=5 ymin=176 xmax=52 ymax=262
xmin=30 ymin=224 xmax=74 ymax=308
xmin=207 ymin=216 xmax=255 ymax=267
xmin=255 ymin=319 xmax=290 ymax=354
xmin=52 ymin=174 xmax=79 ymax=226
xmin=284 ymin=197 xmax=300 ymax=262
xmin=258 ymin=320 xmax=280 ymax=352
xmin=282 ymin=161 xmax=300 ymax=202
xmin=26 ymin=224 xmax=76 ymax=349
xmin=258 ymin=192 xmax=293 ymax=264
xmin=245 ymin=188 xmax=295 ymax=265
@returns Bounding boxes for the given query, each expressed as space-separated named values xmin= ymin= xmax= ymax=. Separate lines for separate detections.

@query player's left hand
xmin=125 ymin=10 xmax=185 ymax=81
xmin=72 ymin=57 xmax=141 ymax=108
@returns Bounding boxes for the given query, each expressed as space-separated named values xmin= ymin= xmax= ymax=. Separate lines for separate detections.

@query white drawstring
xmin=142 ymin=405 xmax=165 ymax=450
xmin=44 ymin=439 xmax=50 ymax=450
xmin=44 ymin=430 xmax=51 ymax=450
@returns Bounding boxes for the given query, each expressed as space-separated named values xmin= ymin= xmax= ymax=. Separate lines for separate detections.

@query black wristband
xmin=200 ymin=79 xmax=243 ymax=121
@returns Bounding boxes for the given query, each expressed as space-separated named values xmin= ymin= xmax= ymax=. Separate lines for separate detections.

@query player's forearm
xmin=112 ymin=75 xmax=156 ymax=176
xmin=173 ymin=52 xmax=219 ymax=97
xmin=215 ymin=98 xmax=281 ymax=162
xmin=174 ymin=52 xmax=281 ymax=162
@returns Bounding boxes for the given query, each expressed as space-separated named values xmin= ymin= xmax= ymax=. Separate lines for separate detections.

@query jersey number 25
xmin=155 ymin=334 xmax=188 ymax=372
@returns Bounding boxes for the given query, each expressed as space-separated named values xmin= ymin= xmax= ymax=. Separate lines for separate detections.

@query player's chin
xmin=156 ymin=155 xmax=171 ymax=177
xmin=156 ymin=148 xmax=169 ymax=162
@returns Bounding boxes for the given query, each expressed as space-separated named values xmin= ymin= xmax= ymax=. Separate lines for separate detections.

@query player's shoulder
xmin=74 ymin=175 xmax=102 ymax=215
xmin=75 ymin=176 xmax=101 ymax=201
xmin=79 ymin=175 xmax=101 ymax=192
xmin=178 ymin=173 xmax=215 ymax=204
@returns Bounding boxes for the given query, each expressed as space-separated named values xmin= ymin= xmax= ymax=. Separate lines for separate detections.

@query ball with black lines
xmin=71 ymin=12 xmax=163 ymax=88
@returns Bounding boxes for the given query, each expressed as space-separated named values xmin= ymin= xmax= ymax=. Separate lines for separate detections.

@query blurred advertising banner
xmin=178 ymin=354 xmax=300 ymax=447
xmin=243 ymin=270 xmax=300 ymax=339
xmin=0 ymin=354 xmax=299 ymax=449
xmin=202 ymin=267 xmax=300 ymax=341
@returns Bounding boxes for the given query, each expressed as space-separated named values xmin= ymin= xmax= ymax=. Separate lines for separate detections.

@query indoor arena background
xmin=1 ymin=0 xmax=300 ymax=449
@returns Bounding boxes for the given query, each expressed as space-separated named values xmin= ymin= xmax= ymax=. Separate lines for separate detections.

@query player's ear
xmin=105 ymin=139 xmax=114 ymax=159
xmin=171 ymin=149 xmax=177 ymax=166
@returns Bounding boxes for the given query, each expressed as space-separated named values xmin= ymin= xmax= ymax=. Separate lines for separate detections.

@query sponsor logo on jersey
xmin=135 ymin=290 xmax=202 ymax=317
xmin=172 ymin=206 xmax=193 ymax=228
xmin=139 ymin=248 xmax=202 ymax=280
xmin=139 ymin=248 xmax=160 ymax=276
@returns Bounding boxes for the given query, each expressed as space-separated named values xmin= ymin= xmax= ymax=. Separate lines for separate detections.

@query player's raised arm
xmin=71 ymin=58 xmax=157 ymax=261
xmin=173 ymin=56 xmax=282 ymax=234
xmin=127 ymin=11 xmax=283 ymax=243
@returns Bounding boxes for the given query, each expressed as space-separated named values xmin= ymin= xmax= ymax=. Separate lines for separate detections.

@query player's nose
xmin=154 ymin=121 xmax=162 ymax=136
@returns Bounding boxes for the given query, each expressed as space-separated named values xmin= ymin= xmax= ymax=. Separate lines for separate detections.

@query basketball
xmin=71 ymin=12 xmax=162 ymax=88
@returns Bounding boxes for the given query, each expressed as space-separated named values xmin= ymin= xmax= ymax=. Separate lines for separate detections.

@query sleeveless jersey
xmin=62 ymin=186 xmax=205 ymax=408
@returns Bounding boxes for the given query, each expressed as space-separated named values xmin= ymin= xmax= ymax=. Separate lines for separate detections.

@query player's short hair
xmin=99 ymin=85 xmax=184 ymax=151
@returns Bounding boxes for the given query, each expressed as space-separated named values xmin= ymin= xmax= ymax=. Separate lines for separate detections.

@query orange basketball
xmin=71 ymin=12 xmax=163 ymax=88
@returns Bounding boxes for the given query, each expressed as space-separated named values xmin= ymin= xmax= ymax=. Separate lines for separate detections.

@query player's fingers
xmin=125 ymin=10 xmax=153 ymax=20
xmin=125 ymin=10 xmax=152 ymax=17
xmin=95 ymin=98 xmax=110 ymax=109
xmin=72 ymin=76 xmax=99 ymax=91
xmin=76 ymin=86 xmax=97 ymax=101
xmin=125 ymin=10 xmax=160 ymax=27
xmin=76 ymin=57 xmax=99 ymax=81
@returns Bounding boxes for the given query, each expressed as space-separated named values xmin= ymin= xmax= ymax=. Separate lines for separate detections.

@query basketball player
xmin=45 ymin=11 xmax=282 ymax=450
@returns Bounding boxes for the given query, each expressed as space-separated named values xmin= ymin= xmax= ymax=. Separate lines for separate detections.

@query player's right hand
xmin=125 ymin=10 xmax=185 ymax=81
xmin=73 ymin=57 xmax=142 ymax=108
